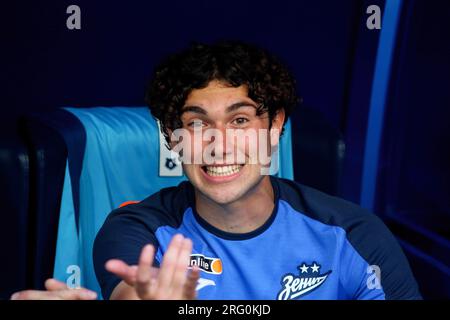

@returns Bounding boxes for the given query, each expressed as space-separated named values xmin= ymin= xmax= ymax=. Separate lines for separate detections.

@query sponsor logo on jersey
xmin=277 ymin=262 xmax=332 ymax=300
xmin=189 ymin=254 xmax=223 ymax=274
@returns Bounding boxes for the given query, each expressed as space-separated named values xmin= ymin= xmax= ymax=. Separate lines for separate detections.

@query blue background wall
xmin=1 ymin=0 xmax=449 ymax=299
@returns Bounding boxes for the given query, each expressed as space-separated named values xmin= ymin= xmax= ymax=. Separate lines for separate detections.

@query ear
xmin=270 ymin=109 xmax=286 ymax=147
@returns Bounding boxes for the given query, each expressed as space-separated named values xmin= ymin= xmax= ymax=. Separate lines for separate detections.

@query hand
xmin=106 ymin=234 xmax=200 ymax=300
xmin=10 ymin=279 xmax=97 ymax=300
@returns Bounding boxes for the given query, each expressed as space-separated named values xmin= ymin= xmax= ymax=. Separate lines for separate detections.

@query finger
xmin=56 ymin=288 xmax=97 ymax=300
xmin=149 ymin=266 xmax=159 ymax=278
xmin=135 ymin=244 xmax=156 ymax=298
xmin=10 ymin=289 xmax=95 ymax=300
xmin=170 ymin=238 xmax=193 ymax=299
xmin=45 ymin=278 xmax=68 ymax=291
xmin=106 ymin=259 xmax=138 ymax=286
xmin=11 ymin=290 xmax=55 ymax=300
xmin=155 ymin=234 xmax=184 ymax=296
xmin=107 ymin=262 xmax=157 ymax=287
xmin=184 ymin=265 xmax=200 ymax=300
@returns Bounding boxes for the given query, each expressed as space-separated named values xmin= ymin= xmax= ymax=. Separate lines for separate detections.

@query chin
xmin=201 ymin=188 xmax=247 ymax=205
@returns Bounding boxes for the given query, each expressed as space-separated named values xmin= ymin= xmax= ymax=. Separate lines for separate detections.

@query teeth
xmin=205 ymin=165 xmax=243 ymax=177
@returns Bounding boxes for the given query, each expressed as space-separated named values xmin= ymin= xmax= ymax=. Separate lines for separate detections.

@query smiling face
xmin=173 ymin=80 xmax=285 ymax=205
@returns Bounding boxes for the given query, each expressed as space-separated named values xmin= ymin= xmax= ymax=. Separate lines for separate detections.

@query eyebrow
xmin=181 ymin=101 xmax=258 ymax=116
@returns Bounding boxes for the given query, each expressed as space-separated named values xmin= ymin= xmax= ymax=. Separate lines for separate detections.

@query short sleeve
xmin=93 ymin=208 xmax=160 ymax=300
xmin=341 ymin=214 xmax=423 ymax=300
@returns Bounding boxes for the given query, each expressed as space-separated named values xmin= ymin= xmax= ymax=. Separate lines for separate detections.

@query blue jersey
xmin=94 ymin=176 xmax=421 ymax=300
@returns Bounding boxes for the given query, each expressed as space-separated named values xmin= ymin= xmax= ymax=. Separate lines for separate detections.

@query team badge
xmin=277 ymin=262 xmax=332 ymax=300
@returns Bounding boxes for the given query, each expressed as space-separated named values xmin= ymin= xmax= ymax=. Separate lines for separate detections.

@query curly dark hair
xmin=145 ymin=41 xmax=300 ymax=143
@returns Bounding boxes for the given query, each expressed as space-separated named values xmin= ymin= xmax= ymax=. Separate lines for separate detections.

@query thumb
xmin=106 ymin=259 xmax=138 ymax=286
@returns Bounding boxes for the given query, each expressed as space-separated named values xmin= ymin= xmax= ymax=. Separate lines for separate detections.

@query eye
xmin=187 ymin=119 xmax=206 ymax=128
xmin=232 ymin=117 xmax=249 ymax=126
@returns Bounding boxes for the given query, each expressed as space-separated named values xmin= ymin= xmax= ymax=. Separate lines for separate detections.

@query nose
xmin=209 ymin=124 xmax=234 ymax=160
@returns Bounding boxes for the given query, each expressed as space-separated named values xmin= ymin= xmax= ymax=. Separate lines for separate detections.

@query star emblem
xmin=311 ymin=263 xmax=320 ymax=273
xmin=299 ymin=264 xmax=309 ymax=273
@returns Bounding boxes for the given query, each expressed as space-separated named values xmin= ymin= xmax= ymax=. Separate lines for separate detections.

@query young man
xmin=11 ymin=41 xmax=421 ymax=300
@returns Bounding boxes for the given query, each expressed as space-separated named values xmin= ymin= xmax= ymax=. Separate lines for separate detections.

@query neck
xmin=194 ymin=176 xmax=275 ymax=234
